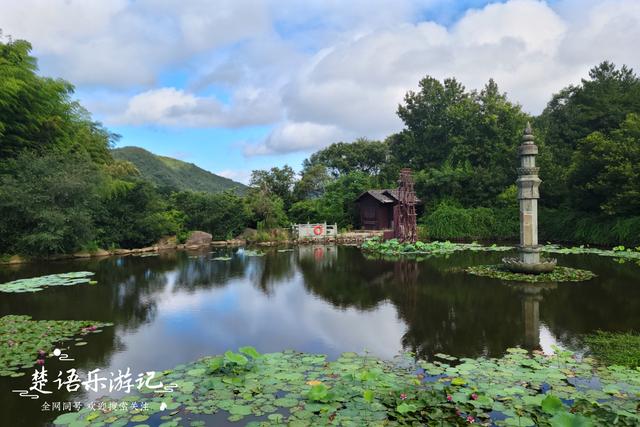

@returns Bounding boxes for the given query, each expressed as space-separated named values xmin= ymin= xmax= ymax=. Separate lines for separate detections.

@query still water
xmin=1 ymin=245 xmax=639 ymax=426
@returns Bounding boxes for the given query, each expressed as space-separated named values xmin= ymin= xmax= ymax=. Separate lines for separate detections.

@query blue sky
xmin=2 ymin=0 xmax=639 ymax=183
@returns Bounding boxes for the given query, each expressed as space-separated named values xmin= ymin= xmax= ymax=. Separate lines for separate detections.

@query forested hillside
xmin=112 ymin=146 xmax=246 ymax=194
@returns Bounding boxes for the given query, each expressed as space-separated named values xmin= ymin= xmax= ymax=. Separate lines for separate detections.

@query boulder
xmin=93 ymin=249 xmax=110 ymax=257
xmin=113 ymin=249 xmax=132 ymax=256
xmin=185 ymin=231 xmax=212 ymax=247
xmin=73 ymin=251 xmax=92 ymax=258
xmin=7 ymin=255 xmax=26 ymax=264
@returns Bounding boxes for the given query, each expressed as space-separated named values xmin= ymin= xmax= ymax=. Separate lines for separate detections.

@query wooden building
xmin=355 ymin=189 xmax=421 ymax=230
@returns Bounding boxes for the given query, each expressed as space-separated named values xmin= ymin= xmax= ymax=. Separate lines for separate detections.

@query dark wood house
xmin=355 ymin=189 xmax=421 ymax=230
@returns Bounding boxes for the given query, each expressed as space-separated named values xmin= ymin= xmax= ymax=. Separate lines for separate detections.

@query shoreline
xmin=0 ymin=232 xmax=382 ymax=265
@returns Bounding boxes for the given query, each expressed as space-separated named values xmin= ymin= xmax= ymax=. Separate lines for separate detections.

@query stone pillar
xmin=517 ymin=123 xmax=541 ymax=265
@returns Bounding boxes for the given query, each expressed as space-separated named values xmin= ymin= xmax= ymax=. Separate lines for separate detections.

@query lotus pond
xmin=0 ymin=244 xmax=639 ymax=426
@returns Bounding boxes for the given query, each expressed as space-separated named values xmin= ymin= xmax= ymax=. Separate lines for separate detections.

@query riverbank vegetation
xmin=53 ymin=347 xmax=640 ymax=426
xmin=1 ymin=37 xmax=639 ymax=258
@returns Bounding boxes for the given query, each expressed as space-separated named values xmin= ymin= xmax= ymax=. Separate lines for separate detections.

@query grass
xmin=584 ymin=331 xmax=640 ymax=368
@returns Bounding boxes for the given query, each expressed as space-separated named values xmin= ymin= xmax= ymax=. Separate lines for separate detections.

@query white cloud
xmin=115 ymin=87 xmax=281 ymax=127
xmin=3 ymin=0 xmax=640 ymax=158
xmin=244 ymin=122 xmax=348 ymax=156
xmin=247 ymin=0 xmax=640 ymax=155
xmin=0 ymin=0 xmax=269 ymax=87
xmin=216 ymin=169 xmax=252 ymax=184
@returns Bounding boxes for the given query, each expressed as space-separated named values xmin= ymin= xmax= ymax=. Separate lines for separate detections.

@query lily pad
xmin=0 ymin=315 xmax=112 ymax=377
xmin=465 ymin=265 xmax=595 ymax=283
xmin=53 ymin=347 xmax=640 ymax=426
xmin=0 ymin=271 xmax=96 ymax=293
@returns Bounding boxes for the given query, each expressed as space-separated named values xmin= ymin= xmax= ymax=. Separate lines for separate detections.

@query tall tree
xmin=537 ymin=62 xmax=640 ymax=208
xmin=568 ymin=113 xmax=640 ymax=216
xmin=250 ymin=165 xmax=296 ymax=210
xmin=0 ymin=39 xmax=115 ymax=162
xmin=303 ymin=138 xmax=389 ymax=178
xmin=394 ymin=76 xmax=527 ymax=207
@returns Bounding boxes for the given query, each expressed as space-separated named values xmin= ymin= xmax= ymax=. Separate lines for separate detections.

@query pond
xmin=1 ymin=245 xmax=639 ymax=426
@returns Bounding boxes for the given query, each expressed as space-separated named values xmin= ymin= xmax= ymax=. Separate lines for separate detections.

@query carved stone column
xmin=503 ymin=123 xmax=556 ymax=273
xmin=517 ymin=123 xmax=541 ymax=265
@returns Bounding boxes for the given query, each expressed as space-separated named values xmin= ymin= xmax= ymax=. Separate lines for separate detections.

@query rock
xmin=141 ymin=246 xmax=156 ymax=253
xmin=185 ymin=231 xmax=212 ymax=247
xmin=93 ymin=249 xmax=110 ymax=257
xmin=211 ymin=241 xmax=228 ymax=246
xmin=7 ymin=255 xmax=26 ymax=264
xmin=113 ymin=249 xmax=132 ymax=255
xmin=73 ymin=251 xmax=92 ymax=258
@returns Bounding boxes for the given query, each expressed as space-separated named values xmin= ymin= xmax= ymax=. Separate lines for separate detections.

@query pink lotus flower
xmin=471 ymin=393 xmax=478 ymax=400
xmin=447 ymin=394 xmax=453 ymax=402
xmin=88 ymin=325 xmax=97 ymax=331
xmin=400 ymin=393 xmax=407 ymax=400
xmin=37 ymin=349 xmax=46 ymax=356
xmin=36 ymin=359 xmax=44 ymax=366
xmin=466 ymin=415 xmax=475 ymax=424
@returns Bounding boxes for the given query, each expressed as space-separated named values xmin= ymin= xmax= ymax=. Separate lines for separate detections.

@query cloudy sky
xmin=2 ymin=0 xmax=640 ymax=183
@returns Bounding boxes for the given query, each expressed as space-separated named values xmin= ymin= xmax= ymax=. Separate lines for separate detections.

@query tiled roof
xmin=356 ymin=189 xmax=421 ymax=204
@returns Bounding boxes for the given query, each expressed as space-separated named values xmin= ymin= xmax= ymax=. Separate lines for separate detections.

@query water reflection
xmin=1 ymin=246 xmax=639 ymax=426
xmin=506 ymin=282 xmax=557 ymax=350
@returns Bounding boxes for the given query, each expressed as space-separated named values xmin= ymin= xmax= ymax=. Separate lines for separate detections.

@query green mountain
xmin=112 ymin=146 xmax=246 ymax=194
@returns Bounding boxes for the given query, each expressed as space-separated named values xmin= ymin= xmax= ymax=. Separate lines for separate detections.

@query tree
xmin=303 ymin=138 xmax=389 ymax=178
xmin=537 ymin=62 xmax=640 ymax=208
xmin=96 ymin=181 xmax=181 ymax=249
xmin=0 ymin=152 xmax=103 ymax=255
xmin=171 ymin=190 xmax=249 ymax=240
xmin=245 ymin=188 xmax=288 ymax=229
xmin=568 ymin=113 xmax=640 ymax=216
xmin=0 ymin=39 xmax=114 ymax=162
xmin=249 ymin=165 xmax=296 ymax=210
xmin=394 ymin=76 xmax=527 ymax=207
xmin=293 ymin=164 xmax=330 ymax=200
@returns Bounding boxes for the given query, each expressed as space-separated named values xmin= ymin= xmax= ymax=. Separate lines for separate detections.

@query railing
xmin=292 ymin=223 xmax=338 ymax=239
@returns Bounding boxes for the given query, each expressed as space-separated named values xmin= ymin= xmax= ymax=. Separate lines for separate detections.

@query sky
xmin=1 ymin=0 xmax=640 ymax=184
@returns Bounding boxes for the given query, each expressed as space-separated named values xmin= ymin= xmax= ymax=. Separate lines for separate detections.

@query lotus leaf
xmin=0 ymin=271 xmax=96 ymax=293
xmin=465 ymin=265 xmax=596 ymax=283
xmin=0 ymin=315 xmax=112 ymax=377
xmin=53 ymin=347 xmax=640 ymax=426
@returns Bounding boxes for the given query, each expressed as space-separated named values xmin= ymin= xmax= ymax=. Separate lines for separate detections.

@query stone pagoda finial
xmin=523 ymin=122 xmax=534 ymax=143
